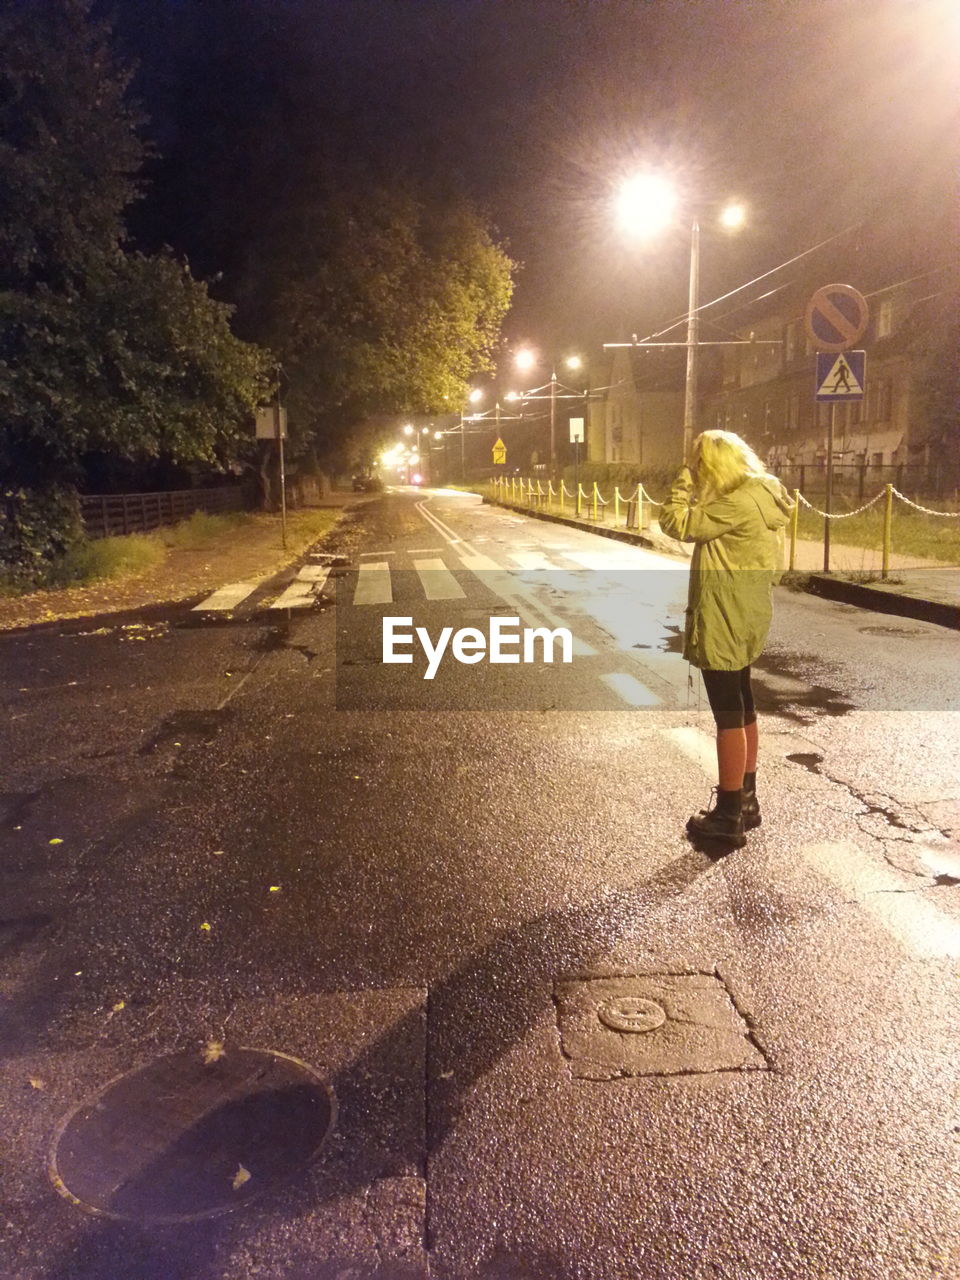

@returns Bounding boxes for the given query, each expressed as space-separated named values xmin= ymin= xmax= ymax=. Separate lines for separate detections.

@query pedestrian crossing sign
xmin=816 ymin=350 xmax=865 ymax=401
xmin=492 ymin=437 xmax=507 ymax=465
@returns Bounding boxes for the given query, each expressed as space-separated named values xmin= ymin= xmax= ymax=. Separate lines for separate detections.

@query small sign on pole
xmin=255 ymin=407 xmax=287 ymax=438
xmin=492 ymin=437 xmax=507 ymax=465
xmin=569 ymin=418 xmax=585 ymax=443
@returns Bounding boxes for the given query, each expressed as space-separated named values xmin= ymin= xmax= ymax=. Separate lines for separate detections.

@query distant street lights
xmin=512 ymin=349 xmax=584 ymax=471
xmin=616 ymin=175 xmax=746 ymax=460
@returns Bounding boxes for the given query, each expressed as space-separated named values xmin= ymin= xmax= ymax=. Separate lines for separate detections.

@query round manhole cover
xmin=50 ymin=1046 xmax=336 ymax=1223
xmin=597 ymin=996 xmax=666 ymax=1034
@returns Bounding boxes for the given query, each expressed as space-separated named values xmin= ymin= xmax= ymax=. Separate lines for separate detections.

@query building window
xmin=876 ymin=297 xmax=893 ymax=339
xmin=783 ymin=321 xmax=798 ymax=364
xmin=876 ymin=378 xmax=893 ymax=421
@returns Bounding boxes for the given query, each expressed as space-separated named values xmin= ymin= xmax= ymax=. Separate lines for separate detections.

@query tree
xmin=0 ymin=0 xmax=144 ymax=290
xmin=0 ymin=0 xmax=273 ymax=576
xmin=0 ymin=252 xmax=271 ymax=487
xmin=262 ymin=173 xmax=514 ymax=462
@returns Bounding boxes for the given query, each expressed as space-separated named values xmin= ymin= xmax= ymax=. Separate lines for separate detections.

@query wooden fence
xmin=80 ymin=487 xmax=245 ymax=539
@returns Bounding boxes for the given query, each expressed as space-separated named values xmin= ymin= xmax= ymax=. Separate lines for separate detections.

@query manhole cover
xmin=598 ymin=996 xmax=665 ymax=1033
xmin=50 ymin=1046 xmax=336 ymax=1223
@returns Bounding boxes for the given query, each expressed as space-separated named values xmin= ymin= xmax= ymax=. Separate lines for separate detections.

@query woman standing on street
xmin=659 ymin=430 xmax=794 ymax=850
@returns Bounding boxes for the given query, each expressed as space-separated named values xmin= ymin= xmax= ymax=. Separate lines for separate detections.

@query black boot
xmin=686 ymin=787 xmax=746 ymax=849
xmin=741 ymin=770 xmax=761 ymax=830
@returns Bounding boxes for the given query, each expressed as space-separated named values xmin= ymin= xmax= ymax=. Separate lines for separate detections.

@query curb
xmin=482 ymin=495 xmax=958 ymax=630
xmin=481 ymin=496 xmax=690 ymax=561
xmin=802 ymin=573 xmax=959 ymax=631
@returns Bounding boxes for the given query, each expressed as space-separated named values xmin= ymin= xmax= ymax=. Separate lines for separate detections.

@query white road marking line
xmin=662 ymin=725 xmax=718 ymax=775
xmin=353 ymin=560 xmax=393 ymax=605
xmin=662 ymin=725 xmax=960 ymax=960
xmin=418 ymin=498 xmax=599 ymax=653
xmin=509 ymin=551 xmax=555 ymax=570
xmin=271 ymin=581 xmax=315 ymax=609
xmin=296 ymin=565 xmax=331 ymax=585
xmin=413 ymin=558 xmax=466 ymax=600
xmin=359 ymin=550 xmax=396 ymax=557
xmin=801 ymin=841 xmax=960 ymax=960
xmin=192 ymin=581 xmax=258 ymax=612
xmin=601 ymin=672 xmax=662 ymax=707
xmin=407 ymin=547 xmax=446 ymax=554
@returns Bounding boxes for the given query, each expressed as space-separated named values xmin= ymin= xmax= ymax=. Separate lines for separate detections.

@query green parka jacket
xmin=659 ymin=468 xmax=794 ymax=671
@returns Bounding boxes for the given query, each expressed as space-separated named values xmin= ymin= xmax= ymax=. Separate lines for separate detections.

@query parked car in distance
xmin=352 ymin=474 xmax=384 ymax=492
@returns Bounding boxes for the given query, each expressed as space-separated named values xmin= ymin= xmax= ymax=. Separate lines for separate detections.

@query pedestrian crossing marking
xmin=353 ymin=560 xmax=393 ymax=605
xmin=413 ymin=558 xmax=466 ymax=600
xmin=296 ymin=564 xmax=331 ymax=584
xmin=270 ymin=581 xmax=315 ymax=609
xmin=601 ymin=672 xmax=661 ymax=706
xmin=509 ymin=551 xmax=555 ymax=570
xmin=193 ymin=581 xmax=259 ymax=612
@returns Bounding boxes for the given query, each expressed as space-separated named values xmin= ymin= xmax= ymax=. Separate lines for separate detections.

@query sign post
xmin=805 ymin=284 xmax=869 ymax=572
xmin=255 ymin=404 xmax=288 ymax=549
xmin=569 ymin=417 xmax=585 ymax=506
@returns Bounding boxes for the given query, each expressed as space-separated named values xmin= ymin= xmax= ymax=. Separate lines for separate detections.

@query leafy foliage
xmin=0 ymin=485 xmax=83 ymax=583
xmin=0 ymin=0 xmax=144 ymax=289
xmin=0 ymin=0 xmax=272 ymax=557
xmin=253 ymin=174 xmax=515 ymax=459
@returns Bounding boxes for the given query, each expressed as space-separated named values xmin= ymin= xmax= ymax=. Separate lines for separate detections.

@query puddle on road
xmin=656 ymin=629 xmax=856 ymax=723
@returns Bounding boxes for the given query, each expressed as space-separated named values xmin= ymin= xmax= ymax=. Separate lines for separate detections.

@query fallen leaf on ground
xmin=49 ymin=838 xmax=64 ymax=845
xmin=112 ymin=1001 xmax=125 ymax=1013
xmin=29 ymin=1077 xmax=45 ymax=1090
xmin=200 ymin=922 xmax=212 ymax=932
xmin=203 ymin=1041 xmax=226 ymax=1064
xmin=212 ymin=849 xmax=225 ymax=856
xmin=269 ymin=885 xmax=280 ymax=892
xmin=232 ymin=1165 xmax=251 ymax=1190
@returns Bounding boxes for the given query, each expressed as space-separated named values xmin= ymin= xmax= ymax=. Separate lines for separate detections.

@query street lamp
xmin=513 ymin=349 xmax=583 ymax=472
xmin=617 ymin=175 xmax=746 ymax=459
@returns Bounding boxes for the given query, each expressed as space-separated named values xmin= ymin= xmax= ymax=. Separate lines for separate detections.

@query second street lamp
xmin=513 ymin=349 xmax=584 ymax=473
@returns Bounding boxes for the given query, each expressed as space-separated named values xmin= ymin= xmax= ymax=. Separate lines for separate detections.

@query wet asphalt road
xmin=1 ymin=488 xmax=959 ymax=1280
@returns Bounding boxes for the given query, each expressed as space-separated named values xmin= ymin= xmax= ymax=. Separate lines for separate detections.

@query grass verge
xmin=794 ymin=500 xmax=960 ymax=563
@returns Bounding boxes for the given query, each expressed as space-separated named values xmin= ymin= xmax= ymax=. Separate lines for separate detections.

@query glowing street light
xmin=468 ymin=387 xmax=483 ymax=404
xmin=403 ymin=423 xmax=414 ymax=436
xmin=616 ymin=174 xmax=747 ymax=458
xmin=614 ymin=173 xmax=677 ymax=239
xmin=514 ymin=349 xmax=536 ymax=373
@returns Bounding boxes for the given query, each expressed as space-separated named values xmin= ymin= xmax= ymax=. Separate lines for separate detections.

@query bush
xmin=159 ymin=510 xmax=250 ymax=549
xmin=0 ymin=487 xmax=85 ymax=585
xmin=44 ymin=533 xmax=165 ymax=587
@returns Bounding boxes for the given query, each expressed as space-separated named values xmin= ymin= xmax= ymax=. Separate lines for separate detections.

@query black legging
xmin=700 ymin=666 xmax=756 ymax=730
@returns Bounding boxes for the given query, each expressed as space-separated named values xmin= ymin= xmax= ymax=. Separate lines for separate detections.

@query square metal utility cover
xmin=554 ymin=971 xmax=769 ymax=1080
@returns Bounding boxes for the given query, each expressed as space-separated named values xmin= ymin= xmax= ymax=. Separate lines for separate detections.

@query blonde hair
xmin=691 ymin=430 xmax=767 ymax=502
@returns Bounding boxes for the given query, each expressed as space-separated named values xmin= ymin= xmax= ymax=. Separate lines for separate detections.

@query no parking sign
xmin=805 ymin=283 xmax=869 ymax=353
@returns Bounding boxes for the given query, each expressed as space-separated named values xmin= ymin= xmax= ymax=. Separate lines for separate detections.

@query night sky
xmin=116 ymin=0 xmax=959 ymax=375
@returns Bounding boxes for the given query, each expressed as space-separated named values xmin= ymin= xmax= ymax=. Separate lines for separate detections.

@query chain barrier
xmin=796 ymin=490 xmax=885 ymax=519
xmin=890 ymin=487 xmax=960 ymax=518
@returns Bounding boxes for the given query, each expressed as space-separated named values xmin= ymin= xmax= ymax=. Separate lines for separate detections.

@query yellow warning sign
xmin=492 ymin=437 xmax=507 ymax=465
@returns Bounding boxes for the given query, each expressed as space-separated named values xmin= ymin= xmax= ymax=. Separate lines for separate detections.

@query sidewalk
xmin=0 ymin=497 xmax=371 ymax=633
xmin=486 ymin=495 xmax=960 ymax=630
